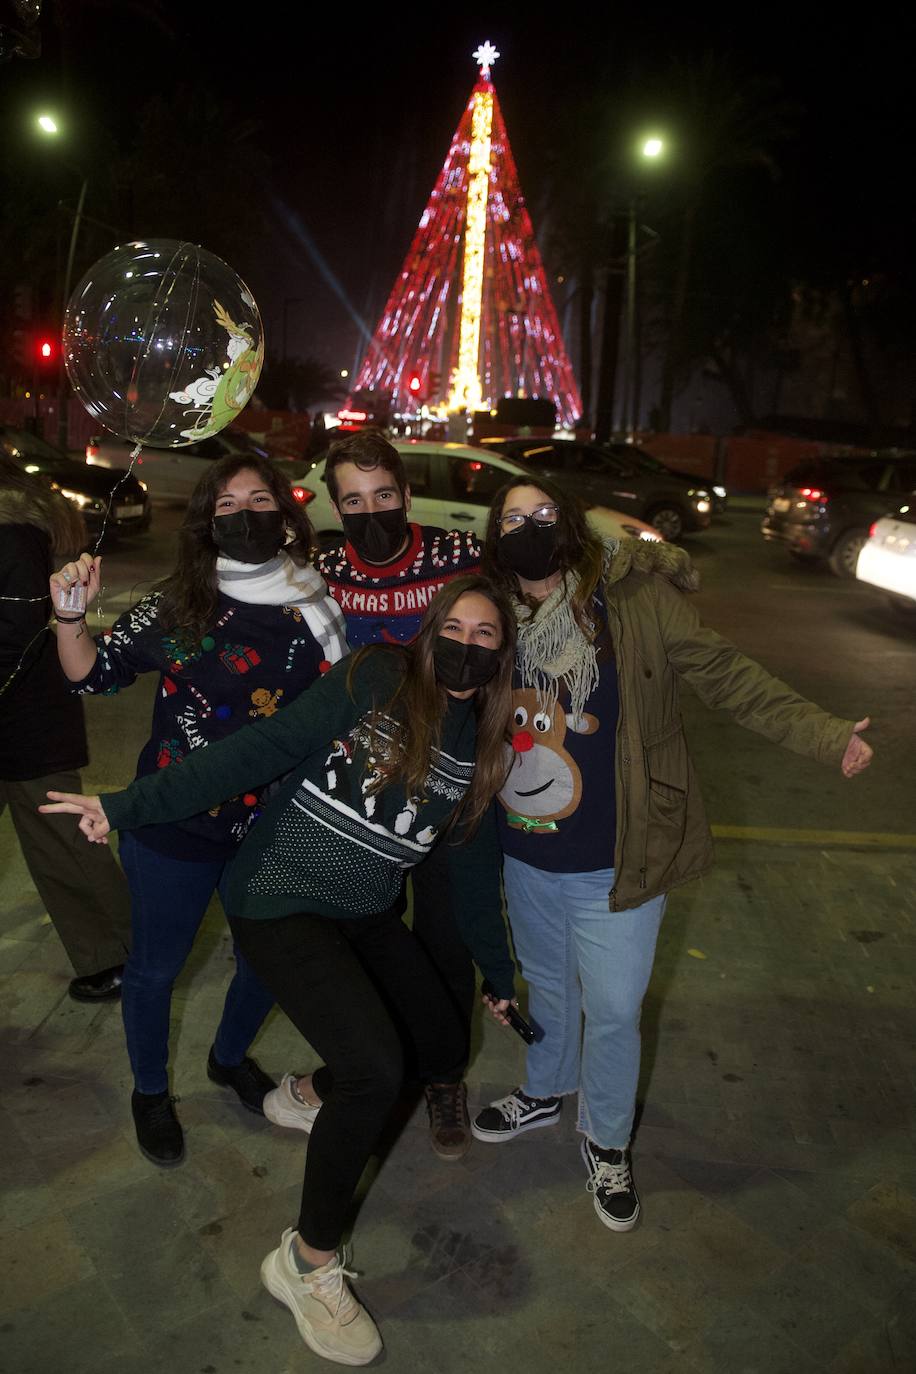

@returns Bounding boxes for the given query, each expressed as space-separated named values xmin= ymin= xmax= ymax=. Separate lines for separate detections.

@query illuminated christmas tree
xmin=352 ymin=42 xmax=582 ymax=426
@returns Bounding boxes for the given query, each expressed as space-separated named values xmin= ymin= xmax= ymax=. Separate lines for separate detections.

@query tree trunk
xmin=841 ymin=284 xmax=880 ymax=439
xmin=594 ymin=218 xmax=625 ymax=443
xmin=658 ymin=198 xmax=697 ymax=432
xmin=709 ymin=341 xmax=756 ymax=427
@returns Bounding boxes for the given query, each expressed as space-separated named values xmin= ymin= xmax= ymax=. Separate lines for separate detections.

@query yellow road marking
xmin=712 ymin=825 xmax=916 ymax=849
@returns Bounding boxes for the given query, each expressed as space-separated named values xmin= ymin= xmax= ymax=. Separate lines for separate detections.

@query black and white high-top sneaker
xmin=471 ymin=1088 xmax=561 ymax=1142
xmin=581 ymin=1138 xmax=640 ymax=1231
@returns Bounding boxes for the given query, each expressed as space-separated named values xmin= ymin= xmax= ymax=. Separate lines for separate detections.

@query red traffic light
xmin=408 ymin=373 xmax=422 ymax=394
xmin=37 ymin=338 xmax=56 ymax=364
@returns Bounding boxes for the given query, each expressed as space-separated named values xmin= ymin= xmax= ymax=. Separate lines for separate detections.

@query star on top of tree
xmin=472 ymin=40 xmax=500 ymax=79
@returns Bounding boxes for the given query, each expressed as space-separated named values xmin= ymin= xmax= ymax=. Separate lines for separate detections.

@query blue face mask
xmin=433 ymin=635 xmax=500 ymax=691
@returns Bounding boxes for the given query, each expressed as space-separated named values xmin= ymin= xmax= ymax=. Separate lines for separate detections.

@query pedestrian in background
xmin=49 ymin=453 xmax=348 ymax=1167
xmin=474 ymin=474 xmax=873 ymax=1233
xmin=0 ymin=453 xmax=131 ymax=999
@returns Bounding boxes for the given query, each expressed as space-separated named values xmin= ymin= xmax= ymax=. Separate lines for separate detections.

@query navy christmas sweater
xmin=74 ymin=592 xmax=328 ymax=860
xmin=317 ymin=523 xmax=481 ymax=646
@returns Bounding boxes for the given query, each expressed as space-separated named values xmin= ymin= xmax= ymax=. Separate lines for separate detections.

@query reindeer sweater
xmin=100 ymin=650 xmax=514 ymax=995
xmin=74 ymin=592 xmax=326 ymax=860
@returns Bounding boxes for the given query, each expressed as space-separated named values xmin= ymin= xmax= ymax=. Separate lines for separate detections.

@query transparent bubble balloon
xmin=63 ymin=239 xmax=264 ymax=447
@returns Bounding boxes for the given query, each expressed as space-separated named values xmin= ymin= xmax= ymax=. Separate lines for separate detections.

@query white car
xmin=288 ymin=440 xmax=663 ymax=547
xmin=855 ymin=502 xmax=916 ymax=617
xmin=85 ymin=428 xmax=298 ymax=501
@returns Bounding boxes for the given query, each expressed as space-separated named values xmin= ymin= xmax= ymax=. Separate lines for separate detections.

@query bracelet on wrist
xmin=55 ymin=614 xmax=87 ymax=625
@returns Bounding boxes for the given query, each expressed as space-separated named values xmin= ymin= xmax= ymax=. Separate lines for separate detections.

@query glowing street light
xmin=339 ymin=368 xmax=349 ymax=379
xmin=37 ymin=113 xmax=59 ymax=135
xmin=642 ymin=136 xmax=664 ymax=159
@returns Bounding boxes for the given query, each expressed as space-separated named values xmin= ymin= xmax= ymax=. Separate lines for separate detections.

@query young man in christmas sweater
xmin=315 ymin=430 xmax=484 ymax=1160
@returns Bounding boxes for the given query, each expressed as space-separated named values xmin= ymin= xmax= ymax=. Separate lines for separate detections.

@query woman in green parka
xmin=472 ymin=475 xmax=873 ymax=1235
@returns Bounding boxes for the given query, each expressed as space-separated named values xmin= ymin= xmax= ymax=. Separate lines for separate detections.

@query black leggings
xmin=229 ymin=905 xmax=466 ymax=1251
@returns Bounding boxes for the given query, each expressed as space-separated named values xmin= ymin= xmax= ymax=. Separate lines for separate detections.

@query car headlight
xmin=622 ymin=522 xmax=663 ymax=542
xmin=695 ymin=499 xmax=711 ymax=514
xmin=59 ymin=488 xmax=102 ymax=512
xmin=137 ymin=479 xmax=148 ymax=492
xmin=713 ymin=485 xmax=726 ymax=499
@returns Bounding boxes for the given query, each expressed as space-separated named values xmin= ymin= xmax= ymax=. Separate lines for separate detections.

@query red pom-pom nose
xmin=512 ymin=730 xmax=534 ymax=753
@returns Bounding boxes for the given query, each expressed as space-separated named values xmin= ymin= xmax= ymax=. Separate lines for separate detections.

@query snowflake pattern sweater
xmin=74 ymin=591 xmax=329 ymax=860
xmin=317 ymin=523 xmax=481 ymax=646
xmin=100 ymin=650 xmax=515 ymax=997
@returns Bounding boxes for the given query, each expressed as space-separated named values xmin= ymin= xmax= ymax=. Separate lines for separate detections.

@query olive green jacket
xmin=603 ymin=539 xmax=855 ymax=911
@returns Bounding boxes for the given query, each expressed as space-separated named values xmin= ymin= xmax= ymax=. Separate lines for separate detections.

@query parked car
xmin=287 ymin=440 xmax=663 ymax=549
xmin=761 ymin=451 xmax=916 ymax=577
xmin=855 ymin=500 xmax=916 ymax=617
xmin=479 ymin=436 xmax=713 ymax=540
xmin=0 ymin=424 xmax=150 ymax=542
xmin=621 ymin=442 xmax=728 ymax=515
xmin=85 ymin=427 xmax=297 ymax=501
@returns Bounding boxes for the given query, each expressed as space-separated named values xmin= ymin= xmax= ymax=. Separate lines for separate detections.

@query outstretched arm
xmin=654 ymin=578 xmax=874 ymax=775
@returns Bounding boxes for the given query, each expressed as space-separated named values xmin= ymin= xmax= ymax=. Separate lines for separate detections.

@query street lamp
xmin=622 ymin=133 xmax=667 ymax=439
xmin=36 ymin=111 xmax=88 ymax=451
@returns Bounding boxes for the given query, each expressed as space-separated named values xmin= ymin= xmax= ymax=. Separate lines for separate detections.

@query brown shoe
xmin=424 ymin=1080 xmax=471 ymax=1161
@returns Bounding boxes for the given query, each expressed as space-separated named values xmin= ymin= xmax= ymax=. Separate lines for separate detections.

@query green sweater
xmin=102 ymin=650 xmax=515 ymax=997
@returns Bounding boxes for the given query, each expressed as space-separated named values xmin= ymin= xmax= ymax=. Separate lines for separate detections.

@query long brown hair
xmin=349 ymin=574 xmax=516 ymax=835
xmin=481 ymin=474 xmax=606 ymax=639
xmin=0 ymin=452 xmax=87 ymax=558
xmin=157 ymin=453 xmax=315 ymax=639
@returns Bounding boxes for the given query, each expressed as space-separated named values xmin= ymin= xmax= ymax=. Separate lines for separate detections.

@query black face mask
xmin=341 ymin=507 xmax=408 ymax=564
xmin=433 ymin=635 xmax=500 ymax=692
xmin=496 ymin=521 xmax=561 ymax=582
xmin=212 ymin=509 xmax=286 ymax=564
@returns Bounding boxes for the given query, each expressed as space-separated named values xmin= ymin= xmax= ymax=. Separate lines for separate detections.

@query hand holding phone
xmin=482 ymin=981 xmax=540 ymax=1045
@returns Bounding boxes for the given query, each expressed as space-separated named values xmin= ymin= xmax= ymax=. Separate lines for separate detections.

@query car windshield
xmin=785 ymin=459 xmax=889 ymax=492
xmin=0 ymin=429 xmax=72 ymax=474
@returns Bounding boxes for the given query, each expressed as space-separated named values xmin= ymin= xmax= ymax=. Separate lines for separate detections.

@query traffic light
xmin=408 ymin=372 xmax=422 ymax=396
xmin=36 ymin=337 xmax=57 ymax=368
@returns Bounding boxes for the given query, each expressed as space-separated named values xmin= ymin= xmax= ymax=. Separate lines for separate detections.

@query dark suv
xmin=480 ymin=437 xmax=715 ymax=541
xmin=761 ymin=451 xmax=916 ymax=577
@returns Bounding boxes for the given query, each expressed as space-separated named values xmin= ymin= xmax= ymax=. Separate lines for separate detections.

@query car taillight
xmin=868 ymin=521 xmax=878 ymax=538
xmin=291 ymin=486 xmax=314 ymax=504
xmin=799 ymin=487 xmax=827 ymax=502
xmin=86 ymin=444 xmax=98 ymax=463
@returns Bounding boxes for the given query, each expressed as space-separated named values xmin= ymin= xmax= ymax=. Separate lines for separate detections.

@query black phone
xmin=482 ymin=982 xmax=539 ymax=1045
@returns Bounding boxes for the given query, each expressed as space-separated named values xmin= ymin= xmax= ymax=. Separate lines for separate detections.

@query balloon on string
xmin=63 ymin=239 xmax=265 ymax=447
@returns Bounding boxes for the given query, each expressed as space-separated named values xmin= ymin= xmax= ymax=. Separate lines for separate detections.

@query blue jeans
xmin=503 ymin=856 xmax=666 ymax=1151
xmin=119 ymin=833 xmax=275 ymax=1094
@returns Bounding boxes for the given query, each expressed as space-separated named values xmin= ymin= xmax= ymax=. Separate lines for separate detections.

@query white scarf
xmin=216 ymin=552 xmax=349 ymax=665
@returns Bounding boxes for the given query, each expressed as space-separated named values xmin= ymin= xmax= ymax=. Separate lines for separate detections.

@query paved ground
xmin=2 ymin=825 xmax=914 ymax=1373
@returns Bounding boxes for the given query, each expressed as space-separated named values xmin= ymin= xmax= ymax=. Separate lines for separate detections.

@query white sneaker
xmin=260 ymin=1228 xmax=382 ymax=1366
xmin=263 ymin=1073 xmax=322 ymax=1134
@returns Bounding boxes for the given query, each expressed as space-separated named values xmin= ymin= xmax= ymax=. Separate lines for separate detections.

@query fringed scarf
xmin=511 ymin=571 xmax=600 ymax=726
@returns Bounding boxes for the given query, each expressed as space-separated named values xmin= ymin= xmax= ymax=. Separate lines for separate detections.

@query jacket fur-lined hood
xmin=603 ymin=535 xmax=700 ymax=593
xmin=0 ymin=488 xmax=58 ymax=537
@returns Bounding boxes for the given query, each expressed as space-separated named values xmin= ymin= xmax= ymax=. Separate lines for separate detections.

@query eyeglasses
xmin=498 ymin=504 xmax=559 ymax=535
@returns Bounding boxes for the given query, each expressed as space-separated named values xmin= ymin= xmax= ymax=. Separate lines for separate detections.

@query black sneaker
xmin=131 ymin=1090 xmax=185 ymax=1167
xmin=206 ymin=1047 xmax=276 ymax=1115
xmin=581 ymin=1138 xmax=640 ymax=1231
xmin=471 ymin=1088 xmax=561 ymax=1142
xmin=68 ymin=964 xmax=124 ymax=1002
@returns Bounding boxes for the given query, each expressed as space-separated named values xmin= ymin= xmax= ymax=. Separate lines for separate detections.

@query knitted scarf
xmin=216 ymin=552 xmax=349 ymax=665
xmin=512 ymin=570 xmax=600 ymax=726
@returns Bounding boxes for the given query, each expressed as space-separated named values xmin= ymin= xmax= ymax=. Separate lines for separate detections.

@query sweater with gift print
xmin=101 ymin=650 xmax=515 ymax=997
xmin=317 ymin=523 xmax=481 ymax=646
xmin=74 ymin=592 xmax=327 ymax=860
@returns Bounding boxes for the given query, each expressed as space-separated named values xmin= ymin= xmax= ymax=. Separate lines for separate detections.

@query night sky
xmin=3 ymin=3 xmax=915 ymax=384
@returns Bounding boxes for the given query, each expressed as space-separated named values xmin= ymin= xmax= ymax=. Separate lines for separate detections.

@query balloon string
xmin=0 ymin=445 xmax=143 ymax=697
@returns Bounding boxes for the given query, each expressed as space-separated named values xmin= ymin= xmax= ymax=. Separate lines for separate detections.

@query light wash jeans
xmin=503 ymin=855 xmax=666 ymax=1151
